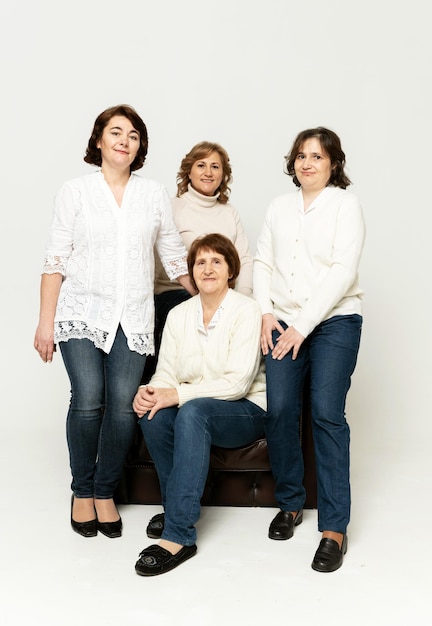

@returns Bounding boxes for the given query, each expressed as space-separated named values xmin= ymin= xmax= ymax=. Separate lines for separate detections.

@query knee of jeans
xmin=267 ymin=398 xmax=300 ymax=420
xmin=139 ymin=407 xmax=175 ymax=439
xmin=310 ymin=391 xmax=348 ymax=428
xmin=176 ymin=402 xmax=208 ymax=434
xmin=69 ymin=386 xmax=104 ymax=411
xmin=112 ymin=391 xmax=137 ymax=415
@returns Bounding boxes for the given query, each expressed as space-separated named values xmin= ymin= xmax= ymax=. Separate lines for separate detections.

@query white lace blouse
xmin=42 ymin=171 xmax=188 ymax=355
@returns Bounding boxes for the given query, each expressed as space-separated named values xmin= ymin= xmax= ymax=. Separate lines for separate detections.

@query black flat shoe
xmin=135 ymin=544 xmax=197 ymax=576
xmin=97 ymin=517 xmax=123 ymax=538
xmin=268 ymin=509 xmax=303 ymax=540
xmin=311 ymin=535 xmax=348 ymax=573
xmin=146 ymin=513 xmax=165 ymax=539
xmin=71 ymin=495 xmax=97 ymax=538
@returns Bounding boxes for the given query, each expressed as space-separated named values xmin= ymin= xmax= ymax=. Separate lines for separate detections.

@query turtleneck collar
xmin=185 ymin=183 xmax=220 ymax=209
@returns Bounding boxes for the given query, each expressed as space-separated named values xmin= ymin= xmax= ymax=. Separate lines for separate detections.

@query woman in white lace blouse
xmin=34 ymin=104 xmax=195 ymax=539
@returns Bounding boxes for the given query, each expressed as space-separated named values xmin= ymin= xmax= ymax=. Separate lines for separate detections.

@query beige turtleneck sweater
xmin=154 ymin=184 xmax=253 ymax=296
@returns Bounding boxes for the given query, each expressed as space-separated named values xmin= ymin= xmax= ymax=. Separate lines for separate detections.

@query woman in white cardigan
xmin=133 ymin=234 xmax=266 ymax=576
xmin=254 ymin=127 xmax=365 ymax=573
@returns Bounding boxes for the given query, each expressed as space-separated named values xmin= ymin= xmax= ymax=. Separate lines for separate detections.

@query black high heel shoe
xmin=97 ymin=516 xmax=123 ymax=539
xmin=95 ymin=499 xmax=123 ymax=538
xmin=70 ymin=495 xmax=97 ymax=538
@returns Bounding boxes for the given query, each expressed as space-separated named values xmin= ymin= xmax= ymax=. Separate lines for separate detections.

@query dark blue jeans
xmin=264 ymin=314 xmax=362 ymax=534
xmin=60 ymin=326 xmax=146 ymax=498
xmin=140 ymin=398 xmax=265 ymax=545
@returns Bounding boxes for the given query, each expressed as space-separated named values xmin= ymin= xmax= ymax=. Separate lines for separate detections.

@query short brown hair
xmin=187 ymin=233 xmax=240 ymax=291
xmin=284 ymin=127 xmax=352 ymax=189
xmin=176 ymin=141 xmax=232 ymax=204
xmin=84 ymin=104 xmax=148 ymax=171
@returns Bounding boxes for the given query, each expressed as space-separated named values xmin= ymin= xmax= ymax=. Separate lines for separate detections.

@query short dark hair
xmin=176 ymin=141 xmax=232 ymax=204
xmin=84 ymin=104 xmax=148 ymax=171
xmin=187 ymin=233 xmax=240 ymax=291
xmin=284 ymin=127 xmax=352 ymax=189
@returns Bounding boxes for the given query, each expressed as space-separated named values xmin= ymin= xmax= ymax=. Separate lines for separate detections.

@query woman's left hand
xmin=133 ymin=385 xmax=179 ymax=420
xmin=272 ymin=325 xmax=305 ymax=361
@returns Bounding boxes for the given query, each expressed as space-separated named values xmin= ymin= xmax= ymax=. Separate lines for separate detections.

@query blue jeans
xmin=140 ymin=398 xmax=265 ymax=545
xmin=265 ymin=314 xmax=362 ymax=534
xmin=60 ymin=326 xmax=146 ymax=499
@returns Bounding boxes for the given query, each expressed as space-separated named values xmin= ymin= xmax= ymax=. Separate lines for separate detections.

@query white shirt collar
xmin=196 ymin=291 xmax=229 ymax=337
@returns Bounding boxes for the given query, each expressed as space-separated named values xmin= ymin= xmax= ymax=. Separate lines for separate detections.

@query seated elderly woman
xmin=133 ymin=233 xmax=266 ymax=577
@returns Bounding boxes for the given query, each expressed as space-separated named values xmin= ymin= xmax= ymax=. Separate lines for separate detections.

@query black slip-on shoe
xmin=311 ymin=535 xmax=348 ymax=573
xmin=268 ymin=509 xmax=303 ymax=540
xmin=146 ymin=512 xmax=165 ymax=539
xmin=135 ymin=544 xmax=197 ymax=576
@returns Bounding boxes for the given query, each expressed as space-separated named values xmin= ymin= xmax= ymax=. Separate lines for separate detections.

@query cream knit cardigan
xmin=150 ymin=289 xmax=266 ymax=410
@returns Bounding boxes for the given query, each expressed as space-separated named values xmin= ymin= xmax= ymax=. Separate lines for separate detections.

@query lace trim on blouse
xmin=43 ymin=255 xmax=68 ymax=275
xmin=54 ymin=321 xmax=154 ymax=355
xmin=164 ymin=257 xmax=188 ymax=280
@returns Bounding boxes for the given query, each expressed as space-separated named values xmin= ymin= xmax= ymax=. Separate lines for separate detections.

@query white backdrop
xmin=1 ymin=0 xmax=430 ymax=482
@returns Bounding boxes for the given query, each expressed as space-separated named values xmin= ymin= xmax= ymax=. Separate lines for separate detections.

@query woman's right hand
xmin=133 ymin=385 xmax=179 ymax=420
xmin=260 ymin=313 xmax=285 ymax=356
xmin=34 ymin=323 xmax=56 ymax=363
xmin=34 ymin=273 xmax=63 ymax=363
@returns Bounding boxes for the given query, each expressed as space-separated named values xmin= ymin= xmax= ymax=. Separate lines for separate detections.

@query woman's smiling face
xmin=97 ymin=115 xmax=140 ymax=170
xmin=189 ymin=151 xmax=224 ymax=196
xmin=193 ymin=248 xmax=230 ymax=298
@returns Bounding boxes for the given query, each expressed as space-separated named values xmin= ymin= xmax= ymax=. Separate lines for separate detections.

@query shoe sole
xmin=98 ymin=528 xmax=122 ymax=538
xmin=71 ymin=524 xmax=97 ymax=538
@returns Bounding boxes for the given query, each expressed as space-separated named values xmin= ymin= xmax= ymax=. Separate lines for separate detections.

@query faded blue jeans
xmin=264 ymin=314 xmax=362 ymax=534
xmin=140 ymin=397 xmax=266 ymax=545
xmin=60 ymin=326 xmax=146 ymax=499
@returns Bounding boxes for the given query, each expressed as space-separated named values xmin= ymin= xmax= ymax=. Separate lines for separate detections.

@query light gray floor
xmin=1 ymin=420 xmax=430 ymax=626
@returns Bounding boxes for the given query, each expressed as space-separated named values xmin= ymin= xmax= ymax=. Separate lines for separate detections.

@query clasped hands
xmin=261 ymin=313 xmax=305 ymax=360
xmin=133 ymin=385 xmax=179 ymax=420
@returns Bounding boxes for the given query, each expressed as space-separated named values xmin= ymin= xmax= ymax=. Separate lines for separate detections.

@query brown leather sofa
xmin=115 ymin=382 xmax=317 ymax=509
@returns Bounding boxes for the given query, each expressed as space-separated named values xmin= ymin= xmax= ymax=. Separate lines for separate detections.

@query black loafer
xmin=268 ymin=509 xmax=303 ymax=540
xmin=146 ymin=512 xmax=165 ymax=539
xmin=70 ymin=495 xmax=97 ymax=538
xmin=311 ymin=535 xmax=348 ymax=573
xmin=97 ymin=517 xmax=123 ymax=538
xmin=135 ymin=544 xmax=197 ymax=576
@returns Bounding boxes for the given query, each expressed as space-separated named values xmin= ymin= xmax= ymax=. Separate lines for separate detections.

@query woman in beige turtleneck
xmin=144 ymin=141 xmax=253 ymax=381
